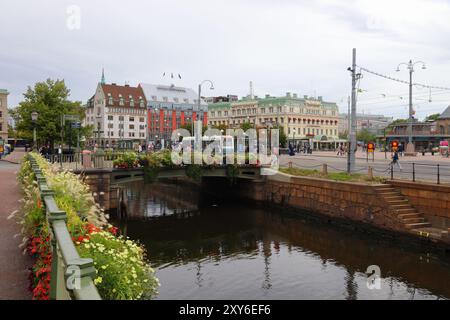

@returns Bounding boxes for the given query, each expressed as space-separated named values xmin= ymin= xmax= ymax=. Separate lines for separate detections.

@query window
xmin=129 ymin=124 xmax=135 ymax=129
xmin=119 ymin=95 xmax=124 ymax=106
xmin=224 ymin=111 xmax=228 ymax=116
xmin=119 ymin=116 xmax=124 ymax=121
xmin=108 ymin=123 xmax=114 ymax=129
xmin=184 ymin=98 xmax=189 ymax=103
xmin=139 ymin=125 xmax=145 ymax=130
xmin=130 ymin=97 xmax=135 ymax=107
xmin=108 ymin=94 xmax=113 ymax=105
xmin=151 ymin=96 xmax=157 ymax=101
xmin=163 ymin=97 xmax=168 ymax=102
xmin=139 ymin=117 xmax=144 ymax=122
xmin=108 ymin=115 xmax=113 ymax=120
xmin=0 ymin=123 xmax=2 ymax=131
xmin=0 ymin=111 xmax=2 ymax=118
xmin=130 ymin=117 xmax=135 ymax=122
xmin=174 ymin=97 xmax=179 ymax=103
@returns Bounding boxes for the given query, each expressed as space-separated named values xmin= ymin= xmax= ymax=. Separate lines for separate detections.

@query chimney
xmin=286 ymin=92 xmax=291 ymax=98
xmin=111 ymin=83 xmax=116 ymax=86
xmin=265 ymin=94 xmax=270 ymax=98
xmin=125 ymin=84 xmax=130 ymax=87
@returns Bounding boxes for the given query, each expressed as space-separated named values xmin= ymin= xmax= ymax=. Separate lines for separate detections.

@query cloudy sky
xmin=1 ymin=0 xmax=450 ymax=119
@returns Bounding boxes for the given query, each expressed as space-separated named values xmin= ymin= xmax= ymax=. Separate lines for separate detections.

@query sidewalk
xmin=0 ymin=148 xmax=27 ymax=164
xmin=0 ymin=160 xmax=32 ymax=299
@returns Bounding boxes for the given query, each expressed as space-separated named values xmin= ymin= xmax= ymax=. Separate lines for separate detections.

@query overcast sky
xmin=2 ymin=0 xmax=450 ymax=119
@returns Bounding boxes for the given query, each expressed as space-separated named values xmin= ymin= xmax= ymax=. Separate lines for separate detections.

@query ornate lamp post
xmin=396 ymin=59 xmax=426 ymax=155
xmin=31 ymin=111 xmax=38 ymax=151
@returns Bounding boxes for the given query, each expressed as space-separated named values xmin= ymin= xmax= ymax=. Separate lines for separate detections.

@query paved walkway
xmin=0 ymin=155 xmax=31 ymax=299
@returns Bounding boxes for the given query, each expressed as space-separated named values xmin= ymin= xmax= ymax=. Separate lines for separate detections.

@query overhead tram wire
xmin=356 ymin=65 xmax=450 ymax=91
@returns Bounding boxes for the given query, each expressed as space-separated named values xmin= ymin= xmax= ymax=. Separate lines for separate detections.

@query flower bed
xmin=16 ymin=153 xmax=159 ymax=300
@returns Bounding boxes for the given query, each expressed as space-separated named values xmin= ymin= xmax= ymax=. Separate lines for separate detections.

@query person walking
xmin=391 ymin=150 xmax=402 ymax=171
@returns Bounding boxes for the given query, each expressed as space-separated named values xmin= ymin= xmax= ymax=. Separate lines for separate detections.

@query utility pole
xmin=396 ymin=59 xmax=426 ymax=155
xmin=348 ymin=48 xmax=358 ymax=173
xmin=346 ymin=95 xmax=351 ymax=173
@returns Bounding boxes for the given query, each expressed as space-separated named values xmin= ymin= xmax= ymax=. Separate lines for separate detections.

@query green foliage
xmin=179 ymin=123 xmax=208 ymax=135
xmin=240 ymin=122 xmax=254 ymax=132
xmin=185 ymin=164 xmax=203 ymax=181
xmin=356 ymin=129 xmax=376 ymax=144
xmin=279 ymin=167 xmax=387 ymax=183
xmin=113 ymin=152 xmax=139 ymax=169
xmin=273 ymin=125 xmax=287 ymax=147
xmin=425 ymin=113 xmax=441 ymax=122
xmin=141 ymin=150 xmax=174 ymax=182
xmin=17 ymin=153 xmax=159 ymax=300
xmin=15 ymin=79 xmax=89 ymax=148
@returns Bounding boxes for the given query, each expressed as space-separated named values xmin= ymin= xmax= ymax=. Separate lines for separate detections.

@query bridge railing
xmin=28 ymin=155 xmax=101 ymax=300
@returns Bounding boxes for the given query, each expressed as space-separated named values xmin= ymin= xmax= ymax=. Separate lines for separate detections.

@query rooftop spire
xmin=100 ymin=68 xmax=105 ymax=85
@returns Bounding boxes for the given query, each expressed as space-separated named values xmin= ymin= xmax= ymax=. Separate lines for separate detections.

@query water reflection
xmin=112 ymin=180 xmax=450 ymax=300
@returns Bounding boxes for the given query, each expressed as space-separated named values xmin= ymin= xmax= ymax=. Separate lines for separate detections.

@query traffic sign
xmin=71 ymin=122 xmax=81 ymax=129
xmin=367 ymin=142 xmax=375 ymax=152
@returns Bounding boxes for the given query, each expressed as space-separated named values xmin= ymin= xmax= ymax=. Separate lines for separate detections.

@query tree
xmin=339 ymin=130 xmax=349 ymax=140
xmin=15 ymin=79 xmax=91 ymax=151
xmin=425 ymin=113 xmax=440 ymax=122
xmin=356 ymin=129 xmax=376 ymax=144
xmin=240 ymin=122 xmax=254 ymax=132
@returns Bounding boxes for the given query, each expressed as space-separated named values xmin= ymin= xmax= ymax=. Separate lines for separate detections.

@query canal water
xmin=112 ymin=180 xmax=450 ymax=300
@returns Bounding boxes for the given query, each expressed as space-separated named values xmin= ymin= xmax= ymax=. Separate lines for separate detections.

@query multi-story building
xmin=436 ymin=105 xmax=450 ymax=135
xmin=140 ymin=83 xmax=208 ymax=146
xmin=339 ymin=113 xmax=393 ymax=135
xmin=85 ymin=82 xmax=147 ymax=149
xmin=0 ymin=89 xmax=9 ymax=143
xmin=208 ymin=93 xmax=341 ymax=149
xmin=204 ymin=95 xmax=238 ymax=104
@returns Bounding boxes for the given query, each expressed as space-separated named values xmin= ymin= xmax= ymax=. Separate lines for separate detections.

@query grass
xmin=279 ymin=167 xmax=387 ymax=183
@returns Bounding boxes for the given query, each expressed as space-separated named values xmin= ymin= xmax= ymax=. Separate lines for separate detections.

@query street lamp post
xmin=396 ymin=59 xmax=426 ymax=155
xmin=31 ymin=111 xmax=38 ymax=151
xmin=197 ymin=79 xmax=214 ymax=134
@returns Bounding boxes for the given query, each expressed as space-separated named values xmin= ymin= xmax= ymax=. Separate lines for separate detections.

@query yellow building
xmin=208 ymin=93 xmax=342 ymax=149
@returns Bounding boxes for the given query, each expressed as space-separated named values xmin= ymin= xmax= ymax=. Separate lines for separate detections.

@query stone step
xmin=405 ymin=222 xmax=432 ymax=229
xmin=384 ymin=196 xmax=404 ymax=200
xmin=379 ymin=192 xmax=402 ymax=197
xmin=402 ymin=217 xmax=426 ymax=223
xmin=398 ymin=213 xmax=423 ymax=219
xmin=390 ymin=204 xmax=412 ymax=208
xmin=396 ymin=207 xmax=416 ymax=212
xmin=386 ymin=199 xmax=409 ymax=204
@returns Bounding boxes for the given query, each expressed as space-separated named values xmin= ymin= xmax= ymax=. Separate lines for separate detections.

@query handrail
xmin=28 ymin=154 xmax=101 ymax=300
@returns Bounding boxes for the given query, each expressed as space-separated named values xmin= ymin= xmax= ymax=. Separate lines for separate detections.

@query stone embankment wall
xmin=390 ymin=180 xmax=450 ymax=229
xmin=238 ymin=172 xmax=408 ymax=234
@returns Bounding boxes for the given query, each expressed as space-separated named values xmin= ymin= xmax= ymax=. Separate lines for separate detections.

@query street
xmin=279 ymin=151 xmax=450 ymax=184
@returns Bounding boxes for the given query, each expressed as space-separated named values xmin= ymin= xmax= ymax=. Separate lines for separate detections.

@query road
xmin=279 ymin=152 xmax=450 ymax=184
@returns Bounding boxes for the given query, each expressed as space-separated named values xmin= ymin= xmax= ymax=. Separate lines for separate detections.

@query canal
xmin=112 ymin=180 xmax=450 ymax=300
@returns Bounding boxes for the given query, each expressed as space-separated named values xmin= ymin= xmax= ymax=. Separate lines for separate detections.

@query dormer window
xmin=139 ymin=98 xmax=145 ymax=108
xmin=174 ymin=97 xmax=179 ymax=103
xmin=130 ymin=95 xmax=135 ymax=107
xmin=163 ymin=96 xmax=168 ymax=102
xmin=151 ymin=96 xmax=157 ymax=101
xmin=119 ymin=94 xmax=124 ymax=106
xmin=183 ymin=98 xmax=189 ymax=103
xmin=108 ymin=93 xmax=113 ymax=105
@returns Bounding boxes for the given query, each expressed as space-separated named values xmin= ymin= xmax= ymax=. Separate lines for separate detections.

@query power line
xmin=357 ymin=65 xmax=450 ymax=91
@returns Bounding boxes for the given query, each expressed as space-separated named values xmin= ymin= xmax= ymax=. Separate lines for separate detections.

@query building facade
xmin=140 ymin=83 xmax=208 ymax=146
xmin=339 ymin=113 xmax=393 ymax=136
xmin=85 ymin=83 xmax=147 ymax=149
xmin=204 ymin=95 xmax=238 ymax=104
xmin=436 ymin=106 xmax=450 ymax=135
xmin=208 ymin=93 xmax=340 ymax=148
xmin=0 ymin=89 xmax=9 ymax=143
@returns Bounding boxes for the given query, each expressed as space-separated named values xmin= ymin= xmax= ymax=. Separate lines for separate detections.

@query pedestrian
xmin=288 ymin=143 xmax=295 ymax=156
xmin=391 ymin=150 xmax=402 ymax=171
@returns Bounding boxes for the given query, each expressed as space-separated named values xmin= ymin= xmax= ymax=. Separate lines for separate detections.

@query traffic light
xmin=391 ymin=140 xmax=399 ymax=151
